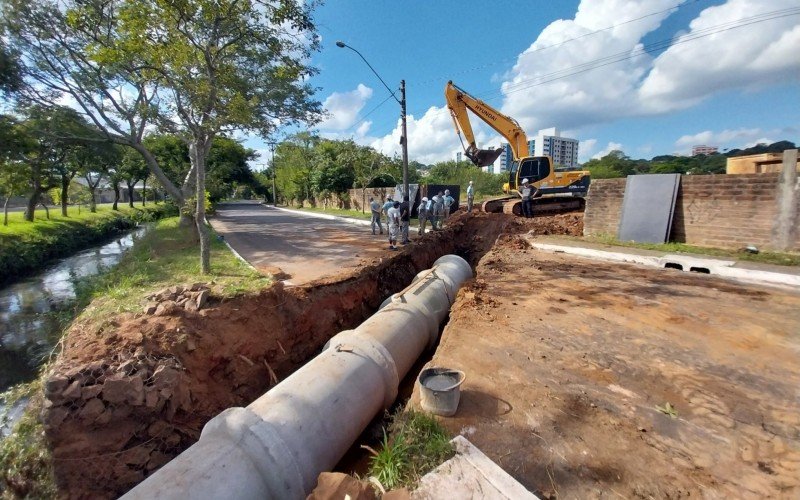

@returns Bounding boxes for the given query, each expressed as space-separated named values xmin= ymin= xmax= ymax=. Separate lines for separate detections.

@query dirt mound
xmin=508 ymin=212 xmax=583 ymax=237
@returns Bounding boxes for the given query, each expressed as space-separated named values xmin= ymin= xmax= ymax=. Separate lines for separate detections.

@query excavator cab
xmin=508 ymin=156 xmax=552 ymax=191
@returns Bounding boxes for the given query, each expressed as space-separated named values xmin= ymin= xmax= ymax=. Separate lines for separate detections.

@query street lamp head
xmin=335 ymin=41 xmax=346 ymax=48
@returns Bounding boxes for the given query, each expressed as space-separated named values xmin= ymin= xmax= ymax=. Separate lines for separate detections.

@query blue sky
xmin=248 ymin=0 xmax=799 ymax=166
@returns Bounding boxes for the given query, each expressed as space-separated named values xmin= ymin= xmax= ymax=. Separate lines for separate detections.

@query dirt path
xmin=413 ymin=233 xmax=800 ymax=498
xmin=211 ymin=202 xmax=388 ymax=284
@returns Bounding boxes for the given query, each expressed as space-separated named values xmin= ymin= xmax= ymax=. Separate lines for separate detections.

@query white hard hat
xmin=469 ymin=180 xmax=473 ymax=184
xmin=422 ymin=197 xmax=428 ymax=202
xmin=522 ymin=178 xmax=529 ymax=184
xmin=445 ymin=189 xmax=450 ymax=195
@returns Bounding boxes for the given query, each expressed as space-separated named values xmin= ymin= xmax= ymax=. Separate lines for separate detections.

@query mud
xmin=38 ymin=211 xmax=534 ymax=499
xmin=411 ymin=232 xmax=800 ymax=498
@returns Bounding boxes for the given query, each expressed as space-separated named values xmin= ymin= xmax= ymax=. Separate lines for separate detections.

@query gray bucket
xmin=418 ymin=367 xmax=466 ymax=417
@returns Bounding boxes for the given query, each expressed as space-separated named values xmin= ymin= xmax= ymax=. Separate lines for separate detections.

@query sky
xmin=247 ymin=0 xmax=800 ymax=168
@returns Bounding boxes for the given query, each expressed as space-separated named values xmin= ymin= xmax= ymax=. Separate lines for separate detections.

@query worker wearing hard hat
xmin=417 ymin=196 xmax=429 ymax=236
xmin=466 ymin=181 xmax=475 ymax=212
xmin=443 ymin=190 xmax=455 ymax=220
xmin=520 ymin=178 xmax=538 ymax=219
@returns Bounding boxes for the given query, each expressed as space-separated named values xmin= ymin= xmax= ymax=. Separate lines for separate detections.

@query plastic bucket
xmin=418 ymin=367 xmax=466 ymax=417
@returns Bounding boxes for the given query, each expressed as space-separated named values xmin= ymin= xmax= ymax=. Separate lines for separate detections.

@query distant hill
xmin=726 ymin=140 xmax=796 ymax=157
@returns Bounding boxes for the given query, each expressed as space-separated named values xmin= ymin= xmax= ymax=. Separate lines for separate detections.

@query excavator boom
xmin=445 ymin=81 xmax=529 ymax=165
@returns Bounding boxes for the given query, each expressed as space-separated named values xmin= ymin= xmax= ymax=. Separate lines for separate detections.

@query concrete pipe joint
xmin=122 ymin=254 xmax=473 ymax=500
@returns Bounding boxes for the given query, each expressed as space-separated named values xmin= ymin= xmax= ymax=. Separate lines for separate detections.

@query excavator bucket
xmin=466 ymin=148 xmax=504 ymax=167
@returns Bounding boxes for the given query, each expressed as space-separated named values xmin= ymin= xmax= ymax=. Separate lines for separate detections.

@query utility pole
xmin=267 ymin=142 xmax=278 ymax=206
xmin=400 ymin=80 xmax=409 ymax=201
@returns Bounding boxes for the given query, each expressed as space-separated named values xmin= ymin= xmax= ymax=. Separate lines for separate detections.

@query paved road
xmin=211 ymin=202 xmax=388 ymax=285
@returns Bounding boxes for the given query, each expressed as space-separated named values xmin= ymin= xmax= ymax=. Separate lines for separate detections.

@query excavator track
xmin=482 ymin=196 xmax=584 ymax=216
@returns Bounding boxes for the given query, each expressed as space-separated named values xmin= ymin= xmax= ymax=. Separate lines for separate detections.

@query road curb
xmin=271 ymin=206 xmax=373 ymax=227
xmin=528 ymin=239 xmax=800 ymax=289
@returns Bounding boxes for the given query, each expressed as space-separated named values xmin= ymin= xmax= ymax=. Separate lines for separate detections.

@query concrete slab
xmin=412 ymin=436 xmax=538 ymax=500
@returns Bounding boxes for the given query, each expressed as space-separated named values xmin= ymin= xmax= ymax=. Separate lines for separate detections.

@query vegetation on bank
xmin=0 ymin=381 xmax=56 ymax=499
xmin=0 ymin=216 xmax=271 ymax=497
xmin=589 ymin=234 xmax=800 ymax=267
xmin=366 ymin=409 xmax=454 ymax=491
xmin=0 ymin=203 xmax=177 ymax=285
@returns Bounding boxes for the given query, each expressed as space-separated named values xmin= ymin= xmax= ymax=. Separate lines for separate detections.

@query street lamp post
xmin=267 ymin=141 xmax=278 ymax=206
xmin=336 ymin=40 xmax=409 ymax=201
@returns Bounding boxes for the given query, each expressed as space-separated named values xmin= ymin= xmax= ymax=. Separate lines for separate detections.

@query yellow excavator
xmin=445 ymin=81 xmax=590 ymax=215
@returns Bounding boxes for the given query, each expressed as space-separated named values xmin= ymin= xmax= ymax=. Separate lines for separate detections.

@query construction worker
xmin=369 ymin=197 xmax=383 ymax=235
xmin=387 ymin=201 xmax=401 ymax=250
xmin=399 ymin=195 xmax=411 ymax=244
xmin=417 ymin=197 xmax=429 ymax=235
xmin=520 ymin=178 xmax=538 ymax=219
xmin=431 ymin=192 xmax=444 ymax=230
xmin=443 ymin=190 xmax=455 ymax=220
xmin=466 ymin=181 xmax=474 ymax=212
xmin=381 ymin=196 xmax=394 ymax=227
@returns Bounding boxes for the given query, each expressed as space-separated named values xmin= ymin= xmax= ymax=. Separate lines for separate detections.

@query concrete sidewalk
xmin=527 ymin=234 xmax=800 ymax=288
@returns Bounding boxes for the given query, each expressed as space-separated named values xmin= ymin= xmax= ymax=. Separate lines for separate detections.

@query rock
xmin=147 ymin=420 xmax=171 ymax=438
xmin=196 ymin=290 xmax=209 ymax=309
xmin=82 ymin=360 xmax=108 ymax=378
xmin=184 ymin=300 xmax=199 ymax=312
xmin=81 ymin=384 xmax=103 ymax=400
xmin=145 ymin=388 xmax=160 ymax=408
xmin=43 ymin=407 xmax=69 ymax=428
xmin=143 ymin=304 xmax=158 ymax=315
xmin=185 ymin=338 xmax=197 ymax=351
xmin=146 ymin=451 xmax=172 ymax=471
xmin=95 ymin=408 xmax=112 ymax=425
xmin=123 ymin=446 xmax=152 ymax=466
xmin=102 ymin=374 xmax=145 ymax=405
xmin=155 ymin=301 xmax=179 ymax=316
xmin=307 ymin=472 xmax=377 ymax=500
xmin=191 ymin=282 xmax=207 ymax=291
xmin=62 ymin=380 xmax=82 ymax=400
xmin=115 ymin=467 xmax=144 ymax=486
xmin=153 ymin=365 xmax=180 ymax=390
xmin=45 ymin=375 xmax=70 ymax=396
xmin=118 ymin=360 xmax=136 ymax=375
xmin=79 ymin=398 xmax=105 ymax=420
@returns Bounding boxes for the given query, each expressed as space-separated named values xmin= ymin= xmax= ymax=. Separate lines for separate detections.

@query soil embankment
xmin=40 ymin=211 xmax=575 ymax=498
xmin=411 ymin=231 xmax=800 ymax=498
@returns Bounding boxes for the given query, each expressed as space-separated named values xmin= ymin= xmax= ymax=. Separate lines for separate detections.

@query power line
xmin=344 ymin=92 xmax=396 ymax=134
xmin=407 ymin=7 xmax=800 ymax=120
xmin=410 ymin=0 xmax=707 ymax=88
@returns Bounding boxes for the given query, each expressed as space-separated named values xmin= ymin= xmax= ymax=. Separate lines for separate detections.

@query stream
xmin=0 ymin=226 xmax=150 ymax=436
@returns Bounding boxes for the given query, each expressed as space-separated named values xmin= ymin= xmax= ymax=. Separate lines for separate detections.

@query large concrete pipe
xmin=123 ymin=254 xmax=473 ymax=500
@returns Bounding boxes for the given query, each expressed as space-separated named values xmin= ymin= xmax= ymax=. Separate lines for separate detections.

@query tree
xmin=5 ymin=0 xmax=194 ymax=207
xmin=206 ymin=137 xmax=257 ymax=202
xmin=0 ymin=42 xmax=22 ymax=95
xmin=119 ymin=147 xmax=149 ymax=208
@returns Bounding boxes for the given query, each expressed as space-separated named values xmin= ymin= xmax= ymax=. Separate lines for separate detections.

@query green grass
xmin=0 ymin=380 xmax=56 ymax=499
xmin=0 ymin=203 xmax=178 ymax=285
xmin=588 ymin=234 xmax=800 ymax=267
xmin=366 ymin=409 xmax=454 ymax=491
xmin=80 ymin=217 xmax=271 ymax=319
xmin=288 ymin=205 xmax=374 ymax=221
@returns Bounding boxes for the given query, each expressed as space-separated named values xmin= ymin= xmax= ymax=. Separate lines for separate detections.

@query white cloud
xmin=592 ymin=141 xmax=624 ymax=159
xmin=673 ymin=127 xmax=797 ymax=154
xmin=364 ymin=106 xmax=499 ymax=165
xmin=579 ymin=138 xmax=598 ymax=162
xmin=317 ymin=84 xmax=373 ymax=131
xmin=363 ymin=0 xmax=799 ymax=164
xmin=639 ymin=0 xmax=800 ymax=112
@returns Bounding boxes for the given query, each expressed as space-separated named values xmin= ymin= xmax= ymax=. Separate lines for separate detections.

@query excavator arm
xmin=445 ymin=81 xmax=529 ymax=167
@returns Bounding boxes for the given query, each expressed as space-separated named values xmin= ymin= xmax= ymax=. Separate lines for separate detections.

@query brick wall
xmin=584 ymin=173 xmax=800 ymax=251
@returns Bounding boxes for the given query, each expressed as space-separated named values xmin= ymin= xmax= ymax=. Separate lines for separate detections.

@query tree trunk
xmin=61 ymin=175 xmax=70 ymax=217
xmin=127 ymin=182 xmax=134 ymax=208
xmin=89 ymin=187 xmax=97 ymax=212
xmin=112 ymin=183 xmax=120 ymax=210
xmin=190 ymin=142 xmax=211 ymax=274
xmin=142 ymin=178 xmax=147 ymax=206
xmin=41 ymin=201 xmax=50 ymax=219
xmin=3 ymin=196 xmax=9 ymax=226
xmin=24 ymin=190 xmax=39 ymax=222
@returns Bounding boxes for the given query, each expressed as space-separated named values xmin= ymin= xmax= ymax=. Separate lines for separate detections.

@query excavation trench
xmin=39 ymin=211 xmax=549 ymax=499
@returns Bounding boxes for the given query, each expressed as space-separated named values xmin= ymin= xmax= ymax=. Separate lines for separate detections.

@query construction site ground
xmin=410 ymin=231 xmax=800 ymax=499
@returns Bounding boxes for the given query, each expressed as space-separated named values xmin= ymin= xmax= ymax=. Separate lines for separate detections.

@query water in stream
xmin=0 ymin=226 xmax=150 ymax=434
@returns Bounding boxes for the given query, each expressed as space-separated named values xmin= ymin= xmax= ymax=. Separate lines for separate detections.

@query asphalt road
xmin=210 ymin=202 xmax=388 ymax=285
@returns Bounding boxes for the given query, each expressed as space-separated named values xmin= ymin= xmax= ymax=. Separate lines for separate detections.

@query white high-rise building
xmin=530 ymin=127 xmax=579 ymax=168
